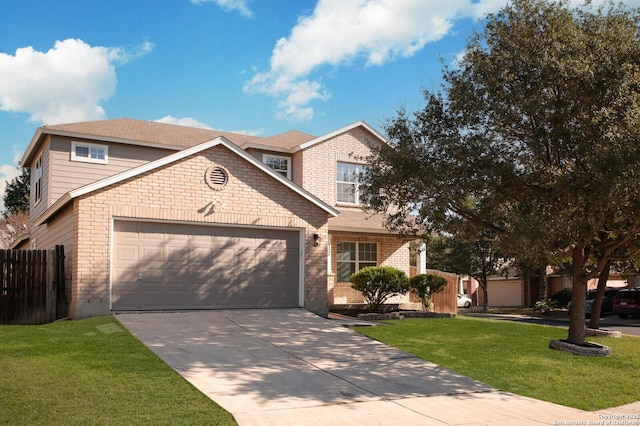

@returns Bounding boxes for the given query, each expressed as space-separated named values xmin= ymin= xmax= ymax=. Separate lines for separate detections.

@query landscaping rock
xmin=357 ymin=311 xmax=456 ymax=321
xmin=585 ymin=328 xmax=621 ymax=338
xmin=549 ymin=339 xmax=612 ymax=356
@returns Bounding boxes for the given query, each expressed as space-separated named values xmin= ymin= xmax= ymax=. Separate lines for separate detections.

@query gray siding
xmin=48 ymin=136 xmax=173 ymax=205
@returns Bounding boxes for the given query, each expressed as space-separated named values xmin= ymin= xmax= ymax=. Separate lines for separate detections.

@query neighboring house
xmin=546 ymin=271 xmax=626 ymax=298
xmin=18 ymin=118 xmax=422 ymax=319
xmin=464 ymin=271 xmax=627 ymax=308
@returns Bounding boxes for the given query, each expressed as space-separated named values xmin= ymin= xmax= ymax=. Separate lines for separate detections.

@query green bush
xmin=409 ymin=273 xmax=448 ymax=311
xmin=349 ymin=266 xmax=409 ymax=311
xmin=533 ymin=299 xmax=558 ymax=315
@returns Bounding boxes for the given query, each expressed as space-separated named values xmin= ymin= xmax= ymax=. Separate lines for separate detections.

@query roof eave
xmin=328 ymin=226 xmax=401 ymax=236
xmin=239 ymin=143 xmax=292 ymax=154
xmin=21 ymin=127 xmax=185 ymax=168
xmin=33 ymin=193 xmax=73 ymax=226
xmin=292 ymin=120 xmax=388 ymax=153
xmin=220 ymin=139 xmax=339 ymax=217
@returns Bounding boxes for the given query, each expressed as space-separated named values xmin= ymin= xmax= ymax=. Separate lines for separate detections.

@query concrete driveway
xmin=116 ymin=309 xmax=629 ymax=425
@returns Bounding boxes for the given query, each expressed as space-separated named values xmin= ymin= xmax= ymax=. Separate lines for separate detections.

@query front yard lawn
xmin=0 ymin=316 xmax=236 ymax=425
xmin=355 ymin=316 xmax=640 ymax=411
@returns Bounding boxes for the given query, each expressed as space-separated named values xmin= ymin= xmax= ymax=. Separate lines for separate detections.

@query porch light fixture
xmin=313 ymin=233 xmax=320 ymax=246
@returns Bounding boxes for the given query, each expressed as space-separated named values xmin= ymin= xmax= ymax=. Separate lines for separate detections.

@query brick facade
xmin=328 ymin=233 xmax=411 ymax=305
xmin=297 ymin=127 xmax=380 ymax=206
xmin=23 ymin=119 xmax=424 ymax=318
xmin=70 ymin=145 xmax=329 ymax=317
xmin=295 ymin=127 xmax=413 ymax=307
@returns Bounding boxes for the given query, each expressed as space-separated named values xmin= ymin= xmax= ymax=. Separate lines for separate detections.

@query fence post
xmin=0 ymin=250 xmax=6 ymax=324
xmin=55 ymin=246 xmax=67 ymax=320
xmin=47 ymin=248 xmax=55 ymax=323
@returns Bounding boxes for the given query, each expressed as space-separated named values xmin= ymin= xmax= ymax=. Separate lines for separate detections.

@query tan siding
xmin=29 ymin=138 xmax=51 ymax=225
xmin=48 ymin=136 xmax=173 ymax=204
xmin=30 ymin=204 xmax=74 ymax=300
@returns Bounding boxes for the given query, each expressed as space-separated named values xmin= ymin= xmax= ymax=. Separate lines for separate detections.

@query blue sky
xmin=0 ymin=0 xmax=635 ymax=211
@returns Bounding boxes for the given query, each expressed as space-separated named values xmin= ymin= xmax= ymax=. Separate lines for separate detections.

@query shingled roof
xmin=21 ymin=118 xmax=263 ymax=165
xmin=21 ymin=117 xmax=386 ymax=166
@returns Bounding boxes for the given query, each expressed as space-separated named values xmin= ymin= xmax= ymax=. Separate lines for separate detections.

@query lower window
xmin=336 ymin=241 xmax=377 ymax=282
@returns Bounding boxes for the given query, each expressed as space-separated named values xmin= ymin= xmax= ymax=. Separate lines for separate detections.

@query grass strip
xmin=0 ymin=316 xmax=236 ymax=425
xmin=355 ymin=316 xmax=640 ymax=411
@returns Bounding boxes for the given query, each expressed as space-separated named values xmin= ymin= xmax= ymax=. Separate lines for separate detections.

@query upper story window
xmin=71 ymin=141 xmax=108 ymax=164
xmin=336 ymin=162 xmax=365 ymax=204
xmin=263 ymin=154 xmax=291 ymax=179
xmin=33 ymin=156 xmax=42 ymax=204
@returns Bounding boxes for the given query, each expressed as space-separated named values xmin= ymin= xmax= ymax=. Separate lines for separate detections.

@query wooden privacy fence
xmin=0 ymin=246 xmax=66 ymax=325
xmin=427 ymin=269 xmax=459 ymax=314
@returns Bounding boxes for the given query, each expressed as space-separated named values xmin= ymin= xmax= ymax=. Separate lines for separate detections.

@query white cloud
xmin=190 ymin=0 xmax=253 ymax=18
xmin=156 ymin=115 xmax=215 ymax=129
xmin=244 ymin=0 xmax=505 ymax=123
xmin=155 ymin=115 xmax=263 ymax=136
xmin=246 ymin=0 xmax=640 ymax=123
xmin=0 ymin=38 xmax=153 ymax=125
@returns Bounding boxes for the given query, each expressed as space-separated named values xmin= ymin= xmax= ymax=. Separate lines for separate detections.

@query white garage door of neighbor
xmin=112 ymin=221 xmax=300 ymax=310
xmin=487 ymin=280 xmax=522 ymax=307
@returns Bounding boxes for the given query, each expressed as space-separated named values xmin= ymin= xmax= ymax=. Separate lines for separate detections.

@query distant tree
xmin=426 ymin=234 xmax=505 ymax=310
xmin=360 ymin=0 xmax=640 ymax=346
xmin=3 ymin=168 xmax=29 ymax=217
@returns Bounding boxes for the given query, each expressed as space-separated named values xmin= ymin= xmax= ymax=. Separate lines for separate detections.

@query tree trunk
xmin=589 ymin=260 xmax=611 ymax=329
xmin=567 ymin=246 xmax=588 ymax=344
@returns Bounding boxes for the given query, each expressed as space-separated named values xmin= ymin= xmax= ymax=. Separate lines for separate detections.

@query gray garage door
xmin=112 ymin=221 xmax=300 ymax=310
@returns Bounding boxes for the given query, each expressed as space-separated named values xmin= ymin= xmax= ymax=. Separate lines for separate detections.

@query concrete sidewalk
xmin=116 ymin=309 xmax=640 ymax=425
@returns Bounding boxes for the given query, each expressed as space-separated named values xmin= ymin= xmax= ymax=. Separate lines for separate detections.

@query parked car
xmin=567 ymin=288 xmax=619 ymax=316
xmin=457 ymin=294 xmax=472 ymax=308
xmin=613 ymin=288 xmax=640 ymax=318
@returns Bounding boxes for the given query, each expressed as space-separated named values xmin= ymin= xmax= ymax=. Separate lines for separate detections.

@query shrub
xmin=349 ymin=266 xmax=409 ymax=311
xmin=409 ymin=273 xmax=448 ymax=311
xmin=533 ymin=299 xmax=558 ymax=315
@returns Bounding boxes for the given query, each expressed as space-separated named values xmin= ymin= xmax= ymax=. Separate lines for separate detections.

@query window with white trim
xmin=336 ymin=241 xmax=377 ymax=282
xmin=71 ymin=141 xmax=108 ymax=164
xmin=33 ymin=156 xmax=42 ymax=204
xmin=263 ymin=154 xmax=291 ymax=179
xmin=336 ymin=162 xmax=365 ymax=204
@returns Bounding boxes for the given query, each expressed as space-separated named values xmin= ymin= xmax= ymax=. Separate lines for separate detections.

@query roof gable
xmin=295 ymin=120 xmax=387 ymax=152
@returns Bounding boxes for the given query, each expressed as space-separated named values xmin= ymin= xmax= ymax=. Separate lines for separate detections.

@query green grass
xmin=355 ymin=316 xmax=640 ymax=411
xmin=0 ymin=316 xmax=236 ymax=425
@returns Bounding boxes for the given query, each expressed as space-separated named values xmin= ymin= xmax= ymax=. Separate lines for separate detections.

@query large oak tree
xmin=361 ymin=0 xmax=640 ymax=345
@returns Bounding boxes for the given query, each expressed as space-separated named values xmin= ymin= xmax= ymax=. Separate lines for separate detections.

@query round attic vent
xmin=205 ymin=165 xmax=229 ymax=191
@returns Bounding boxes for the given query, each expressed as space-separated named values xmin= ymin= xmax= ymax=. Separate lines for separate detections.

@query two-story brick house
xmin=18 ymin=118 xmax=418 ymax=318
